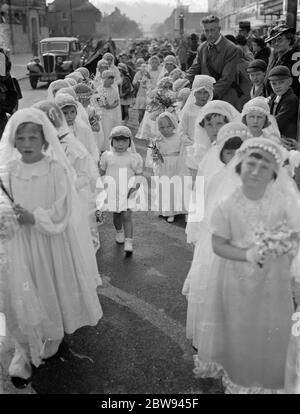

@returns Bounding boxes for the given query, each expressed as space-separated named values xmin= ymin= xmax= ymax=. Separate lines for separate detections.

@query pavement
xmin=10 ymin=53 xmax=32 ymax=81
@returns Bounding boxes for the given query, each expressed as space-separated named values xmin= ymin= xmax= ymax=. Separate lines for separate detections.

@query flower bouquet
xmin=147 ymin=140 xmax=164 ymax=165
xmin=88 ymin=107 xmax=101 ymax=132
xmin=146 ymin=89 xmax=177 ymax=121
xmin=95 ymin=88 xmax=109 ymax=108
xmin=254 ymin=222 xmax=299 ymax=266
xmin=0 ymin=177 xmax=18 ymax=240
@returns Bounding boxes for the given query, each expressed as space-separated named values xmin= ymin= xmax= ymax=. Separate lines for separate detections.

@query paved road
xmin=2 ymin=78 xmax=222 ymax=395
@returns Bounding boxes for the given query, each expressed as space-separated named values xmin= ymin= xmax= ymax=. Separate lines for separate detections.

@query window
xmin=41 ymin=42 xmax=69 ymax=53
xmin=62 ymin=12 xmax=68 ymax=20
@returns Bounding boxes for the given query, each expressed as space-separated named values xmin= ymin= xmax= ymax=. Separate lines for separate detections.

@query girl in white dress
xmin=147 ymin=55 xmax=162 ymax=90
xmin=94 ymin=70 xmax=122 ymax=151
xmin=135 ymin=77 xmax=175 ymax=141
xmin=157 ymin=55 xmax=178 ymax=82
xmin=179 ymin=76 xmax=215 ymax=146
xmin=34 ymin=100 xmax=101 ymax=256
xmin=73 ymin=83 xmax=105 ymax=153
xmin=192 ymin=137 xmax=300 ymax=393
xmin=0 ymin=108 xmax=102 ymax=382
xmin=102 ymin=52 xmax=121 ymax=86
xmin=146 ymin=111 xmax=186 ymax=223
xmin=98 ymin=126 xmax=143 ymax=254
xmin=241 ymin=96 xmax=281 ymax=141
xmin=55 ymin=93 xmax=99 ymax=164
xmin=133 ymin=63 xmax=151 ymax=124
xmin=179 ymin=75 xmax=215 ymax=167
xmin=93 ymin=59 xmax=109 ymax=90
xmin=65 ymin=71 xmax=84 ymax=84
xmin=47 ymin=79 xmax=69 ymax=100
xmin=183 ymin=122 xmax=251 ymax=351
xmin=186 ymin=100 xmax=240 ymax=182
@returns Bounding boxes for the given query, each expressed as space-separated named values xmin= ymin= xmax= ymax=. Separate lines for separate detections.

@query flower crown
xmin=237 ymin=141 xmax=283 ymax=166
xmin=219 ymin=128 xmax=251 ymax=143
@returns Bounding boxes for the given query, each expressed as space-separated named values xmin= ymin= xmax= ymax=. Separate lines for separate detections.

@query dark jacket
xmin=265 ymin=46 xmax=300 ymax=97
xmin=253 ymin=47 xmax=271 ymax=65
xmin=186 ymin=36 xmax=240 ymax=108
xmin=269 ymin=88 xmax=299 ymax=141
xmin=119 ymin=74 xmax=133 ymax=100
xmin=0 ymin=75 xmax=18 ymax=138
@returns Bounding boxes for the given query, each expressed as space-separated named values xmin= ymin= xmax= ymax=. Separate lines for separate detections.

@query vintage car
xmin=27 ymin=37 xmax=82 ymax=89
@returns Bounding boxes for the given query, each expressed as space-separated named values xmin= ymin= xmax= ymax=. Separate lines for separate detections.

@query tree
xmin=96 ymin=7 xmax=142 ymax=39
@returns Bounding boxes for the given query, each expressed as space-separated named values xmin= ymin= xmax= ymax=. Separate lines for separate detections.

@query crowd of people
xmin=0 ymin=14 xmax=300 ymax=394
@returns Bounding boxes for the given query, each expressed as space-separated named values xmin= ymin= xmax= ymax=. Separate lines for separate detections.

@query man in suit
xmin=268 ymin=65 xmax=298 ymax=141
xmin=185 ymin=15 xmax=240 ymax=109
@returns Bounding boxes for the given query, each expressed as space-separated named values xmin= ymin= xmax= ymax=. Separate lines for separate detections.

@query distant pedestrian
xmin=268 ymin=65 xmax=299 ymax=141
xmin=265 ymin=23 xmax=300 ymax=97
xmin=251 ymin=38 xmax=271 ymax=65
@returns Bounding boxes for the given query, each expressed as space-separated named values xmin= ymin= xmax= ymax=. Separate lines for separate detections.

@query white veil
xmin=183 ymin=137 xmax=300 ymax=348
xmin=180 ymin=75 xmax=215 ymax=120
xmin=187 ymin=100 xmax=241 ymax=170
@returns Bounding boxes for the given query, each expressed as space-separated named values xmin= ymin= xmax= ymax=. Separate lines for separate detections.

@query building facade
xmin=208 ymin=0 xmax=300 ymax=34
xmin=0 ymin=0 xmax=49 ymax=54
xmin=47 ymin=0 xmax=102 ymax=41
xmin=162 ymin=6 xmax=210 ymax=38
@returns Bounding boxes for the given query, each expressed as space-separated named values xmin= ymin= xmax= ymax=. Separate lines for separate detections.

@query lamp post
xmin=69 ymin=0 xmax=73 ymax=36
xmin=179 ymin=11 xmax=184 ymax=35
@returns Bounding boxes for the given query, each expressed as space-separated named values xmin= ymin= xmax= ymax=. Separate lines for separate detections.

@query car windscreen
xmin=41 ymin=42 xmax=69 ymax=53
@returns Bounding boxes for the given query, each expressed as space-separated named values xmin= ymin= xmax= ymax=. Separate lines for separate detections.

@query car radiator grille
xmin=43 ymin=55 xmax=54 ymax=73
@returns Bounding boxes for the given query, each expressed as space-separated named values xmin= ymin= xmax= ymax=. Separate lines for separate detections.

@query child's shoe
xmin=167 ymin=216 xmax=175 ymax=223
xmin=115 ymin=230 xmax=125 ymax=244
xmin=124 ymin=238 xmax=133 ymax=253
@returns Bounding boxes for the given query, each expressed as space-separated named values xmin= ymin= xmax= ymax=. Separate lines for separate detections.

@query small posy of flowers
xmin=254 ymin=222 xmax=299 ymax=266
xmin=146 ymin=88 xmax=177 ymax=121
xmin=95 ymin=88 xmax=109 ymax=107
xmin=148 ymin=139 xmax=164 ymax=164
xmin=0 ymin=202 xmax=18 ymax=241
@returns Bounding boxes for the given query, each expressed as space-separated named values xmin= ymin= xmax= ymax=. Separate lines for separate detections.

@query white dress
xmin=96 ymin=86 xmax=122 ymax=151
xmin=147 ymin=132 xmax=187 ymax=216
xmin=99 ymin=150 xmax=144 ymax=213
xmin=192 ymin=186 xmax=299 ymax=393
xmin=71 ymin=119 xmax=99 ymax=164
xmin=60 ymin=132 xmax=102 ymax=257
xmin=5 ymin=156 xmax=103 ymax=367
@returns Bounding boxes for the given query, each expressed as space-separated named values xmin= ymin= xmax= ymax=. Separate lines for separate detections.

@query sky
xmin=90 ymin=0 xmax=209 ymax=31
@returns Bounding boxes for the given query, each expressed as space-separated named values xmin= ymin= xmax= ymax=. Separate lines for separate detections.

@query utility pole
xmin=7 ymin=0 xmax=15 ymax=54
xmin=69 ymin=0 xmax=73 ymax=36
xmin=179 ymin=12 xmax=184 ymax=35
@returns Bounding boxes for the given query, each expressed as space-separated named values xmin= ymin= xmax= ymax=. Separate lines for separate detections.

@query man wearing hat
xmin=238 ymin=21 xmax=254 ymax=52
xmin=268 ymin=65 xmax=298 ymax=141
xmin=265 ymin=23 xmax=300 ymax=96
xmin=247 ymin=59 xmax=267 ymax=98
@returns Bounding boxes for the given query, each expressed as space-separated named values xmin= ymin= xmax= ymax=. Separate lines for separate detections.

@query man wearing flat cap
xmin=185 ymin=15 xmax=242 ymax=109
xmin=265 ymin=23 xmax=300 ymax=97
xmin=268 ymin=65 xmax=298 ymax=141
